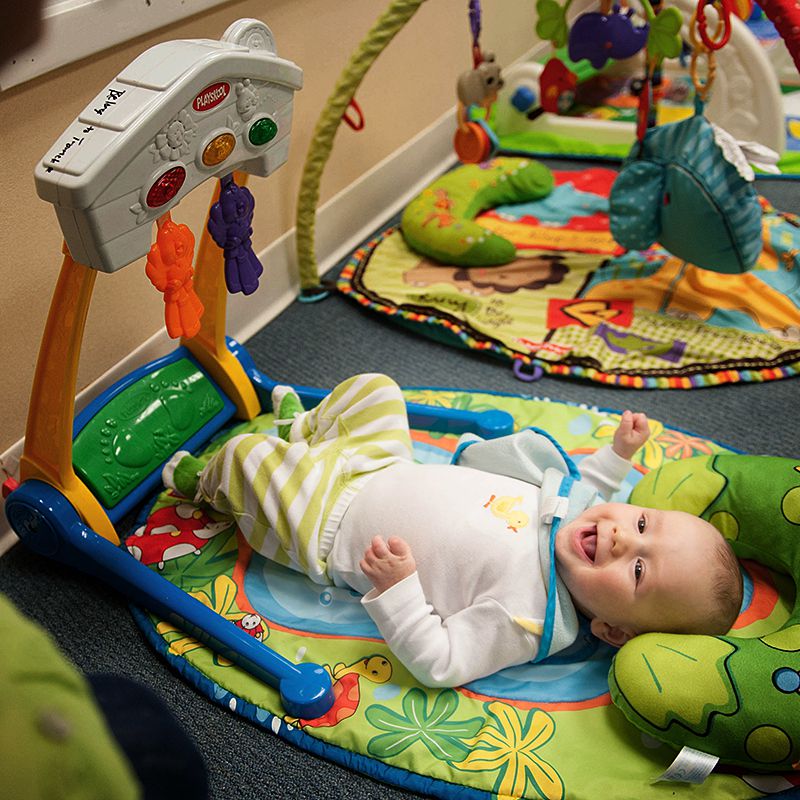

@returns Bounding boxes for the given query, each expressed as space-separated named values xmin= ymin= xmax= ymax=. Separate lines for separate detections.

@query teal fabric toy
xmin=609 ymin=99 xmax=763 ymax=274
xmin=611 ymin=454 xmax=800 ymax=770
xmin=400 ymin=156 xmax=554 ymax=266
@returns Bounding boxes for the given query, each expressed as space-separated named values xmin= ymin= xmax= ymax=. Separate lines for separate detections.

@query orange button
xmin=202 ymin=132 xmax=236 ymax=166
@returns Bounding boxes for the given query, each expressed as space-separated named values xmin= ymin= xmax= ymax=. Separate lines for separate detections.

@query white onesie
xmin=327 ymin=445 xmax=631 ymax=687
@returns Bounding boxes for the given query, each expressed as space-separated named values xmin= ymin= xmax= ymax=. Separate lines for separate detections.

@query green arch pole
xmin=295 ymin=0 xmax=428 ymax=295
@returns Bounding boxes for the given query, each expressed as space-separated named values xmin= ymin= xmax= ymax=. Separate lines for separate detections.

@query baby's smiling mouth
xmin=579 ymin=527 xmax=597 ymax=563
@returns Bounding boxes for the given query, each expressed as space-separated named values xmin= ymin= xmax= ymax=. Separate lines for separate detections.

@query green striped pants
xmin=197 ymin=373 xmax=412 ymax=583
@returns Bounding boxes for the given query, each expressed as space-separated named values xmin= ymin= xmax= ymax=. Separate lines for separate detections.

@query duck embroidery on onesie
xmin=483 ymin=494 xmax=530 ymax=532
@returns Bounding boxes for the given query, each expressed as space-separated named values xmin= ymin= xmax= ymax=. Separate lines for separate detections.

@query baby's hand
xmin=360 ymin=536 xmax=416 ymax=594
xmin=612 ymin=410 xmax=650 ymax=460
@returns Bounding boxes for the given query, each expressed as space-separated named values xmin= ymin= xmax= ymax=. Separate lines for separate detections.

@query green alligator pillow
xmin=400 ymin=156 xmax=554 ymax=266
xmin=613 ymin=454 xmax=800 ymax=770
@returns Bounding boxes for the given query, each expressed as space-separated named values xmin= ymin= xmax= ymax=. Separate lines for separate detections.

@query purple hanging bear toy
xmin=207 ymin=174 xmax=264 ymax=295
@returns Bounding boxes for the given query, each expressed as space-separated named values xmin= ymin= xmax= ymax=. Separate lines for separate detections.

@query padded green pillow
xmin=612 ymin=454 xmax=800 ymax=770
xmin=0 ymin=593 xmax=139 ymax=799
xmin=400 ymin=156 xmax=554 ymax=266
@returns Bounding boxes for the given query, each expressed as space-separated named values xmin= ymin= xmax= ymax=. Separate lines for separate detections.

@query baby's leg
xmin=162 ymin=451 xmax=206 ymax=498
xmin=195 ymin=432 xmax=323 ymax=575
xmin=290 ymin=373 xmax=413 ymax=462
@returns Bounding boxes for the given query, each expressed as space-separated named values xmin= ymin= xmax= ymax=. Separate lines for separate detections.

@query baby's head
xmin=555 ymin=502 xmax=742 ymax=647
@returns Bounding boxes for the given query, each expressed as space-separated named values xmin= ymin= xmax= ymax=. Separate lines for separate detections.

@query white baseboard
xmin=0 ymin=106 xmax=456 ymax=555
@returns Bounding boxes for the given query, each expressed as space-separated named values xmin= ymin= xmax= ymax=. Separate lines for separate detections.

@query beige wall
xmin=0 ymin=0 xmax=536 ymax=455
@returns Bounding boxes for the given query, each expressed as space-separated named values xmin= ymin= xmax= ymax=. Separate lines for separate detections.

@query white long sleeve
xmin=329 ymin=441 xmax=634 ymax=687
xmin=362 ymin=572 xmax=538 ymax=688
xmin=577 ymin=444 xmax=634 ymax=500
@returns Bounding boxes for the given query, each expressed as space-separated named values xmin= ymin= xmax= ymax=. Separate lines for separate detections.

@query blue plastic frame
xmin=5 ymin=337 xmax=515 ymax=720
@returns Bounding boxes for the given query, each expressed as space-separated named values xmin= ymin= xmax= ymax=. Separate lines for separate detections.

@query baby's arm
xmin=363 ymin=579 xmax=537 ymax=687
xmin=612 ymin=410 xmax=650 ymax=460
xmin=360 ymin=538 xmax=536 ymax=687
xmin=578 ymin=411 xmax=650 ymax=498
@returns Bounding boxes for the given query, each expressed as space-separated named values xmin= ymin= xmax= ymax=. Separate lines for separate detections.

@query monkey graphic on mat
xmin=403 ymin=254 xmax=568 ymax=297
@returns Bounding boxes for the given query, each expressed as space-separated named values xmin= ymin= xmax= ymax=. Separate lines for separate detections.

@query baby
xmin=164 ymin=373 xmax=742 ymax=688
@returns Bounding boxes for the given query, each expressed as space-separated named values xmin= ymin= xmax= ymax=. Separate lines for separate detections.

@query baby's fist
xmin=360 ymin=536 xmax=416 ymax=594
xmin=612 ymin=410 xmax=650 ymax=460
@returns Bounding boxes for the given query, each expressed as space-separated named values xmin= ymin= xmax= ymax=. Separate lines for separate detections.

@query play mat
xmin=126 ymin=388 xmax=799 ymax=800
xmin=337 ymin=164 xmax=800 ymax=388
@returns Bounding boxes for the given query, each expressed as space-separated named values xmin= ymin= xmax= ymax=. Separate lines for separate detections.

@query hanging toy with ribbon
xmin=454 ymin=0 xmax=503 ymax=163
xmin=207 ymin=173 xmax=264 ymax=295
xmin=608 ymin=0 xmax=771 ymax=274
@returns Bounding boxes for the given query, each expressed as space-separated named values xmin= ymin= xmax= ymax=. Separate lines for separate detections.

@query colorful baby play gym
xmin=1 ymin=1 xmax=800 ymax=799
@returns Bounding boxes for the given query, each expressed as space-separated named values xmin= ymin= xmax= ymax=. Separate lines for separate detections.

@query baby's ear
xmin=590 ymin=619 xmax=636 ymax=648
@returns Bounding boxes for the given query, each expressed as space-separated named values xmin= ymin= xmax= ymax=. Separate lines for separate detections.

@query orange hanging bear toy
xmin=145 ymin=213 xmax=205 ymax=339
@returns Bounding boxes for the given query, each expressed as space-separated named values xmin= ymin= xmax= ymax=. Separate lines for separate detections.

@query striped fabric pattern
xmin=197 ymin=374 xmax=412 ymax=583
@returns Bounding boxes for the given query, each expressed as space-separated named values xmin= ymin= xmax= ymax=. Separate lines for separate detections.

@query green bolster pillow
xmin=400 ymin=156 xmax=554 ymax=267
xmin=612 ymin=455 xmax=800 ymax=770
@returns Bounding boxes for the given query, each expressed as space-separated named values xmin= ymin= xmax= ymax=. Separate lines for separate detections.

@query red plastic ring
xmin=697 ymin=0 xmax=732 ymax=51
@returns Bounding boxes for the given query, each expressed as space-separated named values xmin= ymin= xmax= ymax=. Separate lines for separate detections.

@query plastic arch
xmin=295 ymin=0 xmax=428 ymax=293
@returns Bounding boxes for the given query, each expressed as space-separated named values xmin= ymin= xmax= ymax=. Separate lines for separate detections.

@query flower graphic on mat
xmin=454 ymin=702 xmax=564 ymax=800
xmin=593 ymin=416 xmax=666 ymax=471
xmin=655 ymin=429 xmax=714 ymax=461
xmin=403 ymin=389 xmax=462 ymax=408
xmin=365 ymin=688 xmax=483 ymax=761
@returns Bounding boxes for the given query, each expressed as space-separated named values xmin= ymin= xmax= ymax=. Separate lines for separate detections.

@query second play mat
xmin=338 ymin=163 xmax=800 ymax=388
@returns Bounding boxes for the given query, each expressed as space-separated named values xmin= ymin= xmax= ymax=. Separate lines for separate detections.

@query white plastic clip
xmin=541 ymin=496 xmax=569 ymax=524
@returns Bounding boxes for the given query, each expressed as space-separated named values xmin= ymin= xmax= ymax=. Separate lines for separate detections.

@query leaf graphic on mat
xmin=535 ymin=0 xmax=568 ymax=47
xmin=455 ymin=702 xmax=564 ymax=800
xmin=158 ymin=523 xmax=237 ymax=591
xmin=612 ymin=635 xmax=738 ymax=734
xmin=366 ymin=688 xmax=483 ymax=761
xmin=629 ymin=456 xmax=724 ymax=516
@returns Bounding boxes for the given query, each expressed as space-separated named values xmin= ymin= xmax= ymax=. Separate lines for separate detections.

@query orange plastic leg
xmin=20 ymin=247 xmax=118 ymax=544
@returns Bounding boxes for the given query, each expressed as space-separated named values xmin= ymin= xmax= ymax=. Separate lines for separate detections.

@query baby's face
xmin=554 ymin=503 xmax=723 ymax=644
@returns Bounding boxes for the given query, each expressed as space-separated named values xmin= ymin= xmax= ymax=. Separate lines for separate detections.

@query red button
xmin=146 ymin=166 xmax=186 ymax=208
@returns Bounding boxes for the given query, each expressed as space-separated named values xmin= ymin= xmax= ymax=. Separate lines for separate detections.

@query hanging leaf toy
xmin=646 ymin=3 xmax=683 ymax=64
xmin=536 ymin=0 xmax=570 ymax=48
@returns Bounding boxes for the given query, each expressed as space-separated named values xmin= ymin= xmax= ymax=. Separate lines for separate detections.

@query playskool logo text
xmin=193 ymin=83 xmax=230 ymax=112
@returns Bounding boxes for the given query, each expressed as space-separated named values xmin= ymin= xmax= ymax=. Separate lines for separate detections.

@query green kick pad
xmin=73 ymin=358 xmax=225 ymax=508
xmin=128 ymin=389 xmax=800 ymax=799
xmin=340 ymin=166 xmax=800 ymax=389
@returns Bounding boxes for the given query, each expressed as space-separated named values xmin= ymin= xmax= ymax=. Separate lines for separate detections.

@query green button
xmin=249 ymin=117 xmax=278 ymax=146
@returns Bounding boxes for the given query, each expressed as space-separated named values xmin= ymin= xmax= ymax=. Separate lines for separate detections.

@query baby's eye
xmin=634 ymin=559 xmax=644 ymax=583
xmin=637 ymin=514 xmax=646 ymax=534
